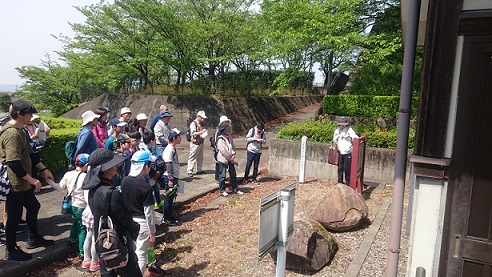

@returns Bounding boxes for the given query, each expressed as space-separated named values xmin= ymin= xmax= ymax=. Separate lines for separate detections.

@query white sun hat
xmin=81 ymin=111 xmax=100 ymax=126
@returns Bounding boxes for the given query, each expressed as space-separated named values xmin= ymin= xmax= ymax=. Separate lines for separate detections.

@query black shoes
xmin=27 ymin=236 xmax=54 ymax=249
xmin=5 ymin=246 xmax=32 ymax=261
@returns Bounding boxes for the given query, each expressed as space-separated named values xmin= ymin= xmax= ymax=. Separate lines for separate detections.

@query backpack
xmin=185 ymin=121 xmax=198 ymax=142
xmin=211 ymin=135 xmax=225 ymax=161
xmin=65 ymin=140 xmax=77 ymax=165
xmin=95 ymin=189 xmax=129 ymax=270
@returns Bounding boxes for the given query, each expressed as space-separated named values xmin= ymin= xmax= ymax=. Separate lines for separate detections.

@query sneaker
xmin=234 ymin=190 xmax=244 ymax=195
xmin=196 ymin=170 xmax=205 ymax=175
xmin=27 ymin=236 xmax=54 ymax=249
xmin=221 ymin=191 xmax=229 ymax=197
xmin=154 ymin=200 xmax=164 ymax=209
xmin=242 ymin=179 xmax=248 ymax=185
xmin=187 ymin=172 xmax=193 ymax=178
xmin=89 ymin=262 xmax=100 ymax=272
xmin=18 ymin=219 xmax=27 ymax=227
xmin=81 ymin=259 xmax=92 ymax=269
xmin=66 ymin=238 xmax=78 ymax=246
xmin=148 ymin=263 xmax=166 ymax=276
xmin=5 ymin=246 xmax=32 ymax=261
xmin=162 ymin=219 xmax=178 ymax=226
xmin=252 ymin=179 xmax=260 ymax=185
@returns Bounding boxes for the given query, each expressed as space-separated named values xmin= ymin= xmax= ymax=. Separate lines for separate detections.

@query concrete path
xmin=0 ymin=103 xmax=322 ymax=277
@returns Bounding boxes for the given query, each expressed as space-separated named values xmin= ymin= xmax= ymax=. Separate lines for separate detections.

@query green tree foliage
xmin=350 ymin=4 xmax=422 ymax=96
xmin=14 ymin=0 xmax=408 ymax=109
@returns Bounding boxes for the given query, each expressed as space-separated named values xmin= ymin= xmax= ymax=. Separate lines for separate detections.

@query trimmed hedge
xmin=37 ymin=117 xmax=82 ymax=174
xmin=323 ymin=95 xmax=419 ymax=119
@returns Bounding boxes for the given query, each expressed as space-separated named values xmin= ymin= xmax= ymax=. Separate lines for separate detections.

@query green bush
xmin=40 ymin=116 xmax=82 ymax=129
xmin=39 ymin=127 xmax=80 ymax=174
xmin=276 ymin=116 xmax=415 ymax=150
xmin=323 ymin=95 xmax=419 ymax=119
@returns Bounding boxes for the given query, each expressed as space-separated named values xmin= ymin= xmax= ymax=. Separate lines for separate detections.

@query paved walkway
xmin=0 ymin=103 xmax=321 ymax=277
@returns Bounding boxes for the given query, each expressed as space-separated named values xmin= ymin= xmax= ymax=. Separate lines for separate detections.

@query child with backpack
xmin=51 ymin=154 xmax=90 ymax=263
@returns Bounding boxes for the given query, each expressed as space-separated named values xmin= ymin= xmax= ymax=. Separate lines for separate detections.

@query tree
xmin=350 ymin=3 xmax=422 ymax=96
xmin=15 ymin=56 xmax=88 ymax=115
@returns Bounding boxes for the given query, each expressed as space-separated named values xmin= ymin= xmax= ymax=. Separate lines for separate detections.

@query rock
xmin=271 ymin=213 xmax=337 ymax=272
xmin=311 ymin=183 xmax=368 ymax=231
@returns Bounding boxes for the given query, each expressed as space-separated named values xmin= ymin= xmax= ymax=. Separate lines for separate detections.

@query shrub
xmin=276 ymin=116 xmax=415 ymax=150
xmin=39 ymin=127 xmax=80 ymax=174
xmin=323 ymin=95 xmax=419 ymax=119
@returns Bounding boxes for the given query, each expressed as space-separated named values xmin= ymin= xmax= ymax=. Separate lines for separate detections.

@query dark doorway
xmin=442 ymin=36 xmax=492 ymax=276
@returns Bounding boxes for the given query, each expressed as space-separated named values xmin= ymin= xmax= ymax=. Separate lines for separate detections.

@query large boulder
xmin=271 ymin=213 xmax=337 ymax=272
xmin=311 ymin=183 xmax=368 ymax=231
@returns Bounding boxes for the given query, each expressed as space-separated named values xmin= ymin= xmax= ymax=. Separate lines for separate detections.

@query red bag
xmin=328 ymin=145 xmax=339 ymax=165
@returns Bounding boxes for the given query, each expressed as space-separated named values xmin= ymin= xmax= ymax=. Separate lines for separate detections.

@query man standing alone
xmin=186 ymin=111 xmax=207 ymax=178
xmin=0 ymin=100 xmax=54 ymax=261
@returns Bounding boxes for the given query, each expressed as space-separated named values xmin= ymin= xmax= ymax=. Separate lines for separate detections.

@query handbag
xmin=0 ymin=163 xmax=10 ymax=201
xmin=61 ymin=172 xmax=82 ymax=214
xmin=328 ymin=144 xmax=339 ymax=166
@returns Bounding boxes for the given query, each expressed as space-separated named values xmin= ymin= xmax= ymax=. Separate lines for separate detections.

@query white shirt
xmin=333 ymin=126 xmax=359 ymax=155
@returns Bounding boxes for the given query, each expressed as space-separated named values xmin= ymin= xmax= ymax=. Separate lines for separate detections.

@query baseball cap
xmin=168 ymin=128 xmax=185 ymax=140
xmin=117 ymin=134 xmax=135 ymax=144
xmin=197 ymin=111 xmax=207 ymax=119
xmin=110 ymin=118 xmax=127 ymax=127
xmin=75 ymin=153 xmax=90 ymax=166
xmin=131 ymin=150 xmax=156 ymax=163
xmin=12 ymin=100 xmax=37 ymax=114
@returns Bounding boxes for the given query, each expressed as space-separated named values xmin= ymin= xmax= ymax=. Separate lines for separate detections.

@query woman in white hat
xmin=74 ymin=111 xmax=100 ymax=161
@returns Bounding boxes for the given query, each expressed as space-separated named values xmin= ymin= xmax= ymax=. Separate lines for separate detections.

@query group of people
xmin=0 ymin=99 xmax=270 ymax=276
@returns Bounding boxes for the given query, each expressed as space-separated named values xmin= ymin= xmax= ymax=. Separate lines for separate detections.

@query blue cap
xmin=159 ymin=111 xmax=172 ymax=118
xmin=75 ymin=153 xmax=90 ymax=166
xmin=110 ymin=118 xmax=127 ymax=127
xmin=131 ymin=150 xmax=156 ymax=163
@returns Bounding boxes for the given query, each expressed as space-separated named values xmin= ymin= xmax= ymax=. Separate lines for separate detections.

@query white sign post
xmin=275 ymin=189 xmax=291 ymax=277
xmin=258 ymin=183 xmax=296 ymax=265
xmin=299 ymin=135 xmax=307 ymax=184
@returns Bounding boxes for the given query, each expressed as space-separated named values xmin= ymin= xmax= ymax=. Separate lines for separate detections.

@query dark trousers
xmin=5 ymin=187 xmax=41 ymax=250
xmin=162 ymin=176 xmax=177 ymax=221
xmin=100 ymin=244 xmax=142 ymax=277
xmin=218 ymin=162 xmax=238 ymax=192
xmin=152 ymin=182 xmax=161 ymax=204
xmin=338 ymin=153 xmax=352 ymax=184
xmin=244 ymin=151 xmax=261 ymax=181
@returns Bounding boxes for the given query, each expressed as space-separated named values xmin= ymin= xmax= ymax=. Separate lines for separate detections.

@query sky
xmin=0 ymin=0 xmax=101 ymax=86
xmin=0 ymin=0 xmax=325 ymax=88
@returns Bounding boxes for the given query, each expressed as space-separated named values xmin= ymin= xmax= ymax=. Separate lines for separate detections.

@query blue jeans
xmin=162 ymin=176 xmax=177 ymax=221
xmin=244 ymin=151 xmax=261 ymax=181
xmin=218 ymin=162 xmax=238 ymax=193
